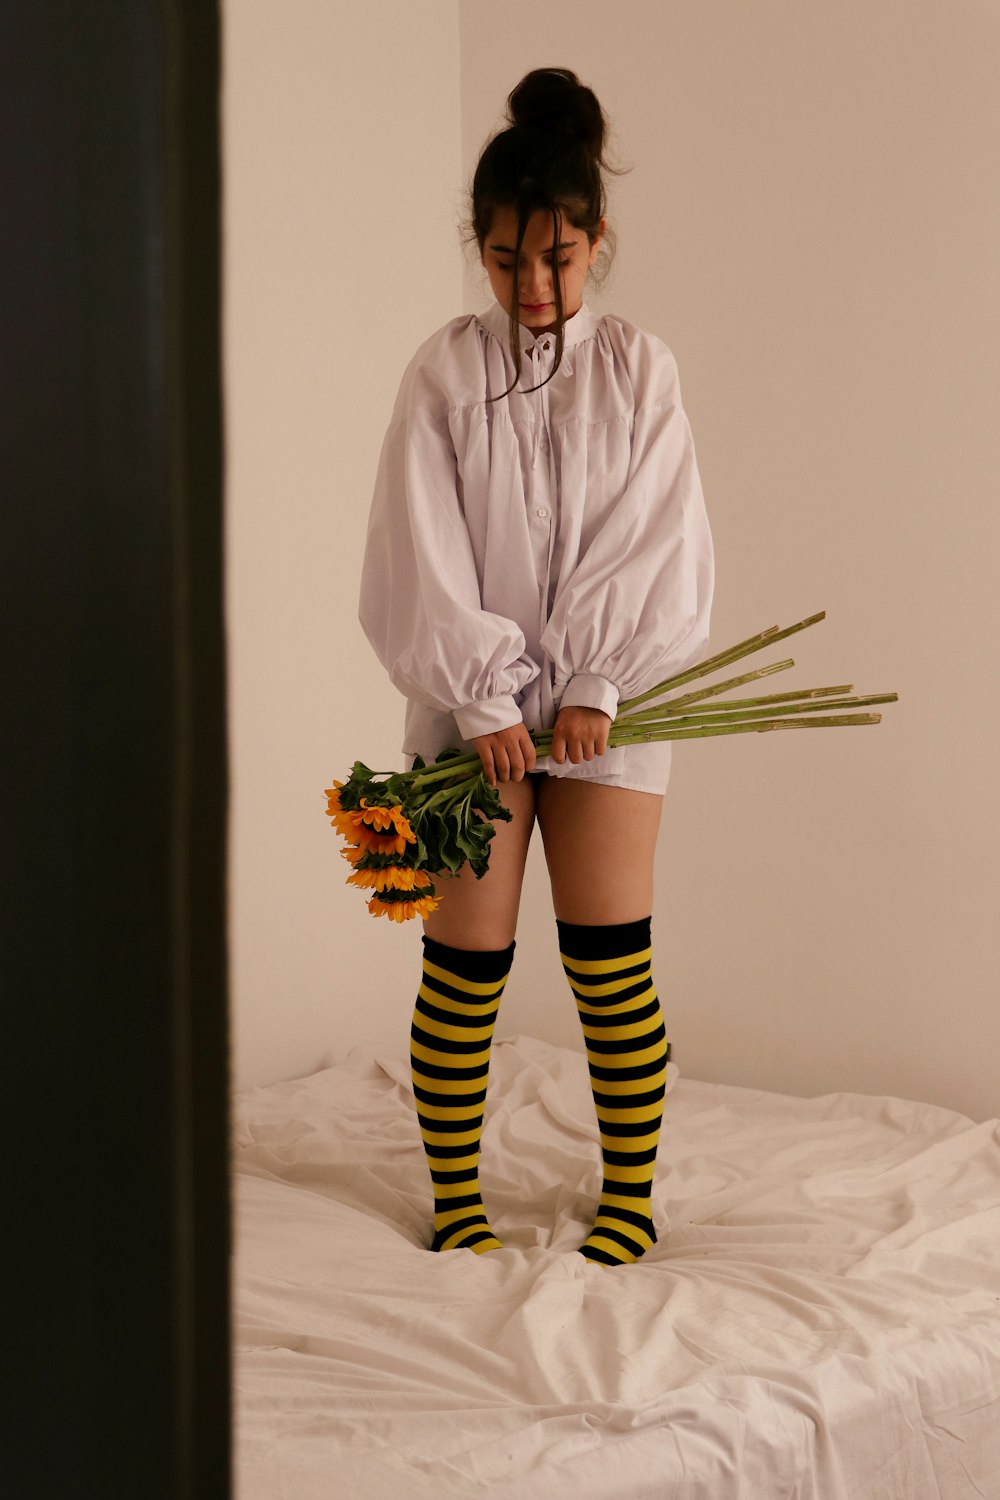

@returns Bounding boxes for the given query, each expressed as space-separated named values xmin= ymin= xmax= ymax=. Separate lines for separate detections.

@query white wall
xmin=459 ymin=0 xmax=1000 ymax=1120
xmin=227 ymin=1 xmax=1000 ymax=1123
xmin=224 ymin=0 xmax=461 ymax=1090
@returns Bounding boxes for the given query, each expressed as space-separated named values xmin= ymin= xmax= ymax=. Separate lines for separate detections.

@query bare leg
xmin=535 ymin=778 xmax=662 ymax=923
xmin=421 ymin=776 xmax=537 ymax=949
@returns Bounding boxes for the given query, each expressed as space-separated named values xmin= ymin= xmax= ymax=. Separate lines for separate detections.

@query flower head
xmin=346 ymin=865 xmax=425 ymax=892
xmin=367 ymin=892 xmax=440 ymax=922
xmin=330 ymin=799 xmax=416 ymax=856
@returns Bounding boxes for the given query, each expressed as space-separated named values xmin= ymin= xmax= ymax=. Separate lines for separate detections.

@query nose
xmin=520 ymin=264 xmax=551 ymax=302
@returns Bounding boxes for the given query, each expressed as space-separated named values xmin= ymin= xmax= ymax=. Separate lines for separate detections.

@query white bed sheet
xmin=232 ymin=1036 xmax=1000 ymax=1499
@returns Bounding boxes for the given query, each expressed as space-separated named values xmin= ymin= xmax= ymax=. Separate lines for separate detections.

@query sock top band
xmin=556 ymin=917 xmax=651 ymax=959
xmin=421 ymin=934 xmax=516 ymax=982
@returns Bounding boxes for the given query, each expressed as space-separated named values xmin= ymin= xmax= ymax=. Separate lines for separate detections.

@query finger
xmin=507 ymin=738 xmax=528 ymax=781
xmin=479 ymin=748 xmax=496 ymax=787
xmin=494 ymin=747 xmax=511 ymax=784
xmin=550 ymin=732 xmax=565 ymax=765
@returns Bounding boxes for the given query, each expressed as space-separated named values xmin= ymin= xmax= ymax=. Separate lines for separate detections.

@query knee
xmin=421 ymin=916 xmax=517 ymax=952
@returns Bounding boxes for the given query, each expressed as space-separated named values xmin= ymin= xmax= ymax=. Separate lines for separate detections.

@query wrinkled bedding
xmin=232 ymin=1035 xmax=1000 ymax=1498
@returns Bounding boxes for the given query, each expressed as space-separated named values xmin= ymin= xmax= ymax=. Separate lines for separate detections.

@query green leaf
xmin=335 ymin=762 xmax=379 ymax=811
xmin=474 ymin=774 xmax=513 ymax=826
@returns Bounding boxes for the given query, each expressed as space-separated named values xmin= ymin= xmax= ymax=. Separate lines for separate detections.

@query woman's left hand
xmin=549 ymin=705 xmax=612 ymax=765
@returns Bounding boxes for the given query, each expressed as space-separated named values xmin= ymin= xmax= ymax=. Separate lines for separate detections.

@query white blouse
xmin=358 ymin=299 xmax=715 ymax=793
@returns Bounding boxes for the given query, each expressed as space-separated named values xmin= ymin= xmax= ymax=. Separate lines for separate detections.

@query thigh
xmin=421 ymin=776 xmax=537 ymax=950
xmin=536 ymin=776 xmax=663 ymax=925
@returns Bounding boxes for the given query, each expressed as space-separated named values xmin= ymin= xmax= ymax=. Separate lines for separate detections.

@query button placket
xmin=530 ymin=339 xmax=555 ymax=467
xmin=530 ymin=342 xmax=557 ymax=637
xmin=543 ymin=429 xmax=559 ymax=616
xmin=529 ymin=342 xmax=542 ymax=467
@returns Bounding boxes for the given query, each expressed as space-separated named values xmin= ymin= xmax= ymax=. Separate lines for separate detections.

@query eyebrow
xmin=488 ymin=241 xmax=577 ymax=253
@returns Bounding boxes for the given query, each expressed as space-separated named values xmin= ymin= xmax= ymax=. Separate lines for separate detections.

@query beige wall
xmin=224 ymin=0 xmax=461 ymax=1090
xmin=228 ymin=2 xmax=1000 ymax=1121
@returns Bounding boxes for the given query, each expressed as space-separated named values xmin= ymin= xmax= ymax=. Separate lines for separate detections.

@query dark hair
xmin=463 ymin=68 xmax=629 ymax=400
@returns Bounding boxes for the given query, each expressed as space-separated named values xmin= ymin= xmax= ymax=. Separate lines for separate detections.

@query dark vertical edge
xmin=0 ymin=0 xmax=230 ymax=1493
xmin=165 ymin=1 xmax=232 ymax=1495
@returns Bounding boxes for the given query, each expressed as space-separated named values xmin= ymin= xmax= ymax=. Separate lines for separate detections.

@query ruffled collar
xmin=476 ymin=299 xmax=598 ymax=353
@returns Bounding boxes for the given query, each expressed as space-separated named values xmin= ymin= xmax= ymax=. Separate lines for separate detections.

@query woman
xmin=359 ymin=68 xmax=714 ymax=1265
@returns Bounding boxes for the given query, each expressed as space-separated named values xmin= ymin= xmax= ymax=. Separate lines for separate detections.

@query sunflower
xmin=367 ymin=892 xmax=440 ymax=922
xmin=331 ymin=799 xmax=416 ymax=856
xmin=346 ymin=865 xmax=425 ymax=892
xmin=327 ymin=805 xmax=362 ymax=842
xmin=323 ymin=781 xmax=345 ymax=817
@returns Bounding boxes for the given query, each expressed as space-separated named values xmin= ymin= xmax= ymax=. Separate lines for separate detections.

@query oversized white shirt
xmin=358 ymin=298 xmax=715 ymax=792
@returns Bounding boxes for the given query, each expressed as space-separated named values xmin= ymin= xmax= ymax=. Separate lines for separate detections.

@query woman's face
xmin=481 ymin=206 xmax=604 ymax=334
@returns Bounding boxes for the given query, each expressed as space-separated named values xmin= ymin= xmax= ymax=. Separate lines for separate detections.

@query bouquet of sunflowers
xmin=325 ymin=611 xmax=898 ymax=922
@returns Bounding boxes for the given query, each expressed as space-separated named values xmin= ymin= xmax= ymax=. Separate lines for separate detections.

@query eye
xmin=494 ymin=258 xmax=572 ymax=272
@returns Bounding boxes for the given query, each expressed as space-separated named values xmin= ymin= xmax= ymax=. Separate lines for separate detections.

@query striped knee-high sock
xmin=410 ymin=935 xmax=514 ymax=1253
xmin=558 ymin=917 xmax=668 ymax=1266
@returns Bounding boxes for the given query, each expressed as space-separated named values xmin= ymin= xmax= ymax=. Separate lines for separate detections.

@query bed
xmin=232 ymin=1034 xmax=1000 ymax=1499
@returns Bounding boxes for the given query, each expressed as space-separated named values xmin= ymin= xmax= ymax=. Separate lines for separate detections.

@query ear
xmin=589 ymin=217 xmax=607 ymax=264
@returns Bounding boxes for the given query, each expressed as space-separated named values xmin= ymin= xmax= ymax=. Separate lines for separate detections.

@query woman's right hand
xmin=471 ymin=723 xmax=537 ymax=787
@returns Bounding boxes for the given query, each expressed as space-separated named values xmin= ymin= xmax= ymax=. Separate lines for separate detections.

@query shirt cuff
xmin=452 ymin=695 xmax=523 ymax=741
xmin=558 ymin=674 xmax=619 ymax=721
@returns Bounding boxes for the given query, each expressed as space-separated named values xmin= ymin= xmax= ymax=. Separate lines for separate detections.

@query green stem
xmin=624 ymin=692 xmax=896 ymax=725
xmin=622 ymin=682 xmax=856 ymax=720
xmin=405 ymin=754 xmax=482 ymax=786
xmin=608 ymin=712 xmax=882 ymax=742
xmin=664 ymin=684 xmax=854 ymax=711
xmin=414 ymin=781 xmax=473 ymax=812
xmin=618 ymin=659 xmax=801 ymax=717
xmin=608 ymin=694 xmax=897 ymax=733
xmin=618 ymin=665 xmax=801 ymax=721
xmin=617 ymin=610 xmax=827 ymax=714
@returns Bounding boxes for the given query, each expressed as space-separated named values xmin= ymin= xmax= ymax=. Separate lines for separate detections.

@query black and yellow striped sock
xmin=410 ymin=935 xmax=514 ymax=1253
xmin=558 ymin=917 xmax=668 ymax=1266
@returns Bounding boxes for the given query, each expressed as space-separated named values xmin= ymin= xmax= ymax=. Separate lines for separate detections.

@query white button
xmin=536 ymin=507 xmax=549 ymax=518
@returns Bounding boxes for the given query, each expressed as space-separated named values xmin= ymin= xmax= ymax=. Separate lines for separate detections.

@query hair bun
xmin=507 ymin=68 xmax=605 ymax=156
